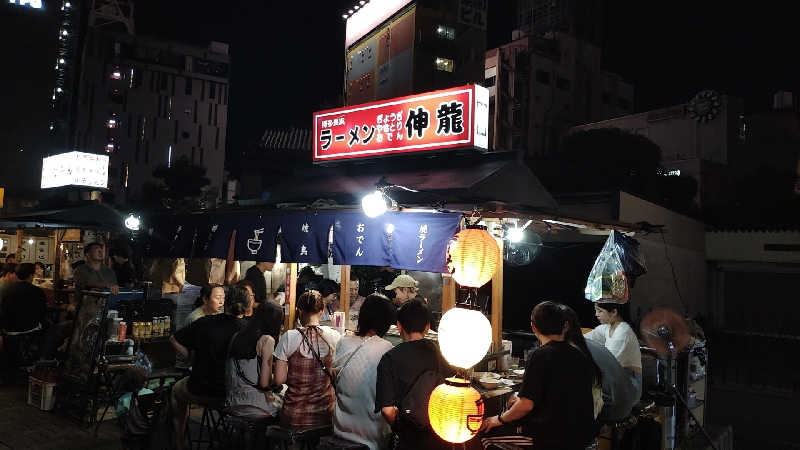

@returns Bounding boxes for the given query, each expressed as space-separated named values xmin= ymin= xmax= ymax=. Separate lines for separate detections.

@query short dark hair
xmin=0 ymin=263 xmax=16 ymax=277
xmin=84 ymin=242 xmax=104 ymax=255
xmin=317 ymin=279 xmax=339 ymax=298
xmin=119 ymin=366 xmax=147 ymax=393
xmin=595 ymin=302 xmax=631 ymax=324
xmin=397 ymin=299 xmax=431 ymax=334
xmin=201 ymin=283 xmax=224 ymax=300
xmin=297 ymin=290 xmax=324 ymax=314
xmin=34 ymin=262 xmax=45 ymax=270
xmin=531 ymin=300 xmax=567 ymax=336
xmin=15 ymin=263 xmax=36 ymax=281
xmin=110 ymin=242 xmax=132 ymax=259
xmin=237 ymin=279 xmax=255 ymax=296
xmin=225 ymin=285 xmax=251 ymax=317
xmin=5 ymin=253 xmax=16 ymax=262
xmin=357 ymin=294 xmax=395 ymax=337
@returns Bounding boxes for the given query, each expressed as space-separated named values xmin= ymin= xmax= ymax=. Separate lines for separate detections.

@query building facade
xmin=344 ymin=0 xmax=487 ymax=106
xmin=485 ymin=31 xmax=634 ymax=156
xmin=72 ymin=30 xmax=230 ymax=204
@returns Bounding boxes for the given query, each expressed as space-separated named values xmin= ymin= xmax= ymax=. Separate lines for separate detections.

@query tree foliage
xmin=140 ymin=156 xmax=211 ymax=210
xmin=533 ymin=128 xmax=699 ymax=216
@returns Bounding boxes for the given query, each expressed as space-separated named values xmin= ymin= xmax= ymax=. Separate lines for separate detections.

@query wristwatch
xmin=497 ymin=414 xmax=508 ymax=425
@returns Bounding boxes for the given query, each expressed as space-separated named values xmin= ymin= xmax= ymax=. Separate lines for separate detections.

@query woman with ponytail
xmin=560 ymin=304 xmax=639 ymax=422
xmin=585 ymin=302 xmax=642 ymax=403
xmin=273 ymin=290 xmax=342 ymax=429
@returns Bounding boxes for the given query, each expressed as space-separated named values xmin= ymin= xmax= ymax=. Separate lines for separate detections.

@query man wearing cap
xmin=385 ymin=274 xmax=426 ymax=308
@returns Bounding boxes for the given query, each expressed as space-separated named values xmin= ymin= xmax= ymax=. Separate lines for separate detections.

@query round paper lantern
xmin=438 ymin=307 xmax=492 ymax=369
xmin=429 ymin=378 xmax=484 ymax=443
xmin=448 ymin=227 xmax=500 ymax=288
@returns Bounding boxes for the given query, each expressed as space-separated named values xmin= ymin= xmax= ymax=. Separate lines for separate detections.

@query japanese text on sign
xmin=313 ymin=84 xmax=488 ymax=162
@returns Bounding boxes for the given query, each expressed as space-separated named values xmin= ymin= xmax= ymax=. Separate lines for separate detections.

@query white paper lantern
xmin=438 ymin=307 xmax=492 ymax=369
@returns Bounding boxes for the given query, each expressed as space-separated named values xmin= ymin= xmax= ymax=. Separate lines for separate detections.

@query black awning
xmin=0 ymin=202 xmax=124 ymax=230
xmin=266 ymin=153 xmax=557 ymax=212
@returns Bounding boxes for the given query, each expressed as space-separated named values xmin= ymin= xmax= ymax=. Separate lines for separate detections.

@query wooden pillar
xmin=340 ymin=265 xmax=350 ymax=318
xmin=441 ymin=273 xmax=456 ymax=314
xmin=15 ymin=229 xmax=24 ymax=260
xmin=285 ymin=263 xmax=298 ymax=330
xmin=53 ymin=230 xmax=61 ymax=283
xmin=491 ymin=238 xmax=504 ymax=349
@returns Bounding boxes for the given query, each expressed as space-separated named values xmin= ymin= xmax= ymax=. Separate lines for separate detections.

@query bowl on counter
xmin=478 ymin=377 xmax=500 ymax=389
xmin=472 ymin=371 xmax=500 ymax=381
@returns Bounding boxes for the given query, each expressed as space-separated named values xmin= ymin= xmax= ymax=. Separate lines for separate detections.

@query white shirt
xmin=585 ymin=322 xmax=642 ymax=370
xmin=332 ymin=335 xmax=393 ymax=450
xmin=274 ymin=325 xmax=341 ymax=361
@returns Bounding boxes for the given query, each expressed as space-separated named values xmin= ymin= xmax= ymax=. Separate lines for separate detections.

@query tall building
xmin=72 ymin=30 xmax=230 ymax=204
xmin=485 ymin=30 xmax=633 ymax=156
xmin=516 ymin=0 xmax=606 ymax=46
xmin=344 ymin=0 xmax=487 ymax=106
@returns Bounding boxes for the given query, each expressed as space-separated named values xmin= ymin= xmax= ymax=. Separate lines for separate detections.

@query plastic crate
xmin=28 ymin=376 xmax=57 ymax=411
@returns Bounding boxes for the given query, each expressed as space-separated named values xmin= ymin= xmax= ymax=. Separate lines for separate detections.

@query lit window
xmin=436 ymin=25 xmax=455 ymax=40
xmin=435 ymin=57 xmax=454 ymax=73
xmin=111 ymin=67 xmax=122 ymax=80
xmin=106 ymin=139 xmax=117 ymax=153
xmin=107 ymin=114 xmax=118 ymax=129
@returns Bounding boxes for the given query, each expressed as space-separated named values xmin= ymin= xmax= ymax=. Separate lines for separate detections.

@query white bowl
xmin=472 ymin=371 xmax=500 ymax=381
xmin=479 ymin=378 xmax=500 ymax=389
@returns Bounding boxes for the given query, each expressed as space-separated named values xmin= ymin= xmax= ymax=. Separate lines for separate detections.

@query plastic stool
xmin=219 ymin=405 xmax=277 ymax=450
xmin=190 ymin=405 xmax=223 ymax=449
xmin=266 ymin=424 xmax=332 ymax=450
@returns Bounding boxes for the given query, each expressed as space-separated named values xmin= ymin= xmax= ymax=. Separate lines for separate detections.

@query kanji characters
xmin=319 ymin=129 xmax=332 ymax=150
xmin=405 ymin=106 xmax=430 ymax=139
xmin=435 ymin=101 xmax=464 ymax=135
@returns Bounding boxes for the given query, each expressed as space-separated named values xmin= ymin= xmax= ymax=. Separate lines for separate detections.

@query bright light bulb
xmin=508 ymin=227 xmax=524 ymax=243
xmin=385 ymin=223 xmax=395 ymax=234
xmin=61 ymin=30 xmax=68 ymax=36
xmin=361 ymin=190 xmax=388 ymax=218
xmin=65 ymin=1 xmax=71 ymax=7
xmin=124 ymin=214 xmax=140 ymax=231
xmin=348 ymin=9 xmax=354 ymax=13
xmin=28 ymin=239 xmax=35 ymax=245
xmin=59 ymin=58 xmax=65 ymax=64
xmin=438 ymin=308 xmax=492 ymax=369
xmin=342 ymin=13 xmax=348 ymax=18
xmin=56 ymin=87 xmax=63 ymax=93
xmin=359 ymin=0 xmax=365 ymax=4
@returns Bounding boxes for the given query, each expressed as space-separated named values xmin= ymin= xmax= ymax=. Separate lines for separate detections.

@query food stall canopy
xmin=146 ymin=210 xmax=461 ymax=273
xmin=0 ymin=202 xmax=124 ymax=230
xmin=267 ymin=152 xmax=558 ymax=212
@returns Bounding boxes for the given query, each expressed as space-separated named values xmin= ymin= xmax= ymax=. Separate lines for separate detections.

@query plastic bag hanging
xmin=584 ymin=230 xmax=647 ymax=303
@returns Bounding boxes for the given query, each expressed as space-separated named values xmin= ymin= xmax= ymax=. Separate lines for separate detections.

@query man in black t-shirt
xmin=244 ymin=261 xmax=273 ymax=304
xmin=169 ymin=285 xmax=250 ymax=450
xmin=480 ymin=301 xmax=596 ymax=450
xmin=375 ymin=300 xmax=453 ymax=450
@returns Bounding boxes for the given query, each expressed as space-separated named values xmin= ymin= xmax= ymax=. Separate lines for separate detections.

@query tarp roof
xmin=265 ymin=152 xmax=558 ymax=212
xmin=0 ymin=202 xmax=124 ymax=230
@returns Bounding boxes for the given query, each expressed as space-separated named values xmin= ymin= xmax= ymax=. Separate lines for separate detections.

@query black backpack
xmin=397 ymin=347 xmax=447 ymax=431
xmin=119 ymin=387 xmax=172 ymax=450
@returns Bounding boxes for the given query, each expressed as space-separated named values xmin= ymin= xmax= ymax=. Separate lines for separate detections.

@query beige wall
xmin=618 ymin=192 xmax=708 ymax=319
xmin=706 ymin=231 xmax=800 ymax=264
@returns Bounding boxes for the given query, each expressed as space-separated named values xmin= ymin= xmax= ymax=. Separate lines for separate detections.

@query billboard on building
xmin=313 ymin=84 xmax=489 ymax=163
xmin=345 ymin=0 xmax=414 ymax=49
xmin=345 ymin=6 xmax=415 ymax=105
xmin=41 ymin=151 xmax=109 ymax=189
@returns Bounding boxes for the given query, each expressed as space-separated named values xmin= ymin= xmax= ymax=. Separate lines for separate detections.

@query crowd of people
xmin=2 ymin=244 xmax=646 ymax=449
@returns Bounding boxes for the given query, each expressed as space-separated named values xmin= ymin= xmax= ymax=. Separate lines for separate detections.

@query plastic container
xmin=28 ymin=376 xmax=57 ymax=411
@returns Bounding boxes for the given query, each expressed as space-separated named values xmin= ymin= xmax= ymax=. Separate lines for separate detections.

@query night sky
xmin=1 ymin=0 xmax=798 ymax=192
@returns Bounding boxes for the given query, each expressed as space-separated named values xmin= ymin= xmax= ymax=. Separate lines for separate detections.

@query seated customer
xmin=1 ymin=263 xmax=47 ymax=335
xmin=224 ymin=301 xmax=285 ymax=416
xmin=115 ymin=366 xmax=154 ymax=416
xmin=186 ymin=284 xmax=225 ymax=324
xmin=170 ymin=285 xmax=250 ymax=450
xmin=274 ymin=290 xmax=341 ymax=429
xmin=375 ymin=299 xmax=453 ymax=450
xmin=480 ymin=301 xmax=598 ymax=450
xmin=560 ymin=304 xmax=638 ymax=422
xmin=585 ymin=302 xmax=642 ymax=403
xmin=333 ymin=294 xmax=395 ymax=450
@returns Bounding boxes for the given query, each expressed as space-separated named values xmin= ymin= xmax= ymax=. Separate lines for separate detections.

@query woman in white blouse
xmin=584 ymin=302 xmax=642 ymax=403
xmin=332 ymin=294 xmax=396 ymax=450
